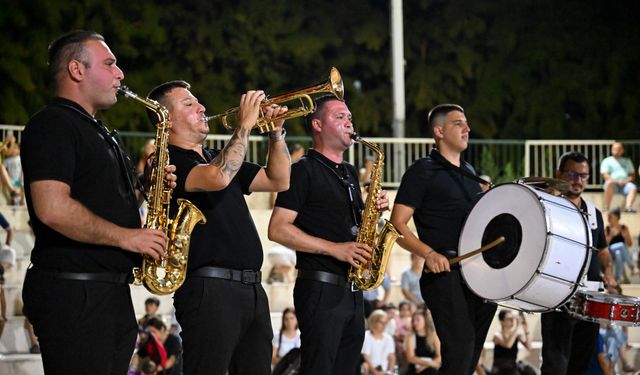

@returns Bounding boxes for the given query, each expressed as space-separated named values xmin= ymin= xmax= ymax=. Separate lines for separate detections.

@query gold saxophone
xmin=118 ymin=86 xmax=207 ymax=295
xmin=348 ymin=133 xmax=402 ymax=291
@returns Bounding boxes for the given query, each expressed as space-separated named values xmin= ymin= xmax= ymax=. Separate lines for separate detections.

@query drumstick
xmin=423 ymin=236 xmax=506 ymax=273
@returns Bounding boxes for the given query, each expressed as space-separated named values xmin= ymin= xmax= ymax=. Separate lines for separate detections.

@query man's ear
xmin=311 ymin=118 xmax=322 ymax=133
xmin=432 ymin=125 xmax=444 ymax=140
xmin=68 ymin=60 xmax=85 ymax=82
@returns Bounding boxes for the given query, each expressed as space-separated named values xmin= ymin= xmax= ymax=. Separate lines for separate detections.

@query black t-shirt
xmin=274 ymin=149 xmax=364 ymax=275
xmin=394 ymin=149 xmax=482 ymax=253
xmin=21 ymin=97 xmax=141 ymax=272
xmin=161 ymin=333 xmax=182 ymax=375
xmin=583 ymin=199 xmax=606 ymax=282
xmin=168 ymin=145 xmax=263 ymax=270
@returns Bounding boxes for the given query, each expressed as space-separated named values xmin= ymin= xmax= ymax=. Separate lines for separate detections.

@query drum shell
xmin=568 ymin=291 xmax=640 ymax=326
xmin=459 ymin=183 xmax=591 ymax=312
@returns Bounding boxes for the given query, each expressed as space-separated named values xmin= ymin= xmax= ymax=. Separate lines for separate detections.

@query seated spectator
xmin=382 ymin=303 xmax=398 ymax=339
xmin=491 ymin=310 xmax=532 ymax=375
xmin=600 ymin=142 xmax=637 ymax=212
xmin=140 ymin=358 xmax=159 ymax=375
xmin=404 ymin=309 xmax=440 ymax=375
xmin=601 ymin=285 xmax=635 ymax=373
xmin=0 ymin=245 xmax=16 ymax=339
xmin=394 ymin=301 xmax=415 ymax=371
xmin=606 ymin=208 xmax=635 ymax=283
xmin=266 ymin=244 xmax=296 ymax=284
xmin=587 ymin=325 xmax=612 ymax=375
xmin=272 ymin=307 xmax=301 ymax=367
xmin=361 ymin=309 xmax=396 ymax=375
xmin=401 ymin=254 xmax=425 ymax=306
xmin=1 ymin=134 xmax=23 ymax=205
xmin=0 ymin=212 xmax=14 ymax=247
xmin=135 ymin=323 xmax=168 ymax=373
xmin=138 ymin=297 xmax=161 ymax=329
xmin=146 ymin=317 xmax=182 ymax=375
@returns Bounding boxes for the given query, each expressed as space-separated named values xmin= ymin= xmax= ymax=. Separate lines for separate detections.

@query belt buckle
xmin=241 ymin=269 xmax=255 ymax=284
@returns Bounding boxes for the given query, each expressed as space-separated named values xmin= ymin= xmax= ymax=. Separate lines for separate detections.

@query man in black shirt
xmin=390 ymin=104 xmax=496 ymax=374
xmin=269 ymin=95 xmax=389 ymax=375
xmin=540 ymin=151 xmax=615 ymax=374
xmin=147 ymin=80 xmax=290 ymax=374
xmin=21 ymin=30 xmax=173 ymax=374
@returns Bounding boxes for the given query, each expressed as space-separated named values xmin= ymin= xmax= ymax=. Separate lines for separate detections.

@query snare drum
xmin=459 ymin=183 xmax=591 ymax=312
xmin=567 ymin=290 xmax=640 ymax=326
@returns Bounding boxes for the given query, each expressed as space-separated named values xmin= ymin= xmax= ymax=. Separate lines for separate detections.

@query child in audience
xmin=362 ymin=309 xmax=396 ymax=375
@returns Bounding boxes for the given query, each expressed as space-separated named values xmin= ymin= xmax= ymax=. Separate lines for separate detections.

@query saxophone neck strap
xmin=308 ymin=153 xmax=361 ymax=234
xmin=53 ymin=102 xmax=139 ymax=202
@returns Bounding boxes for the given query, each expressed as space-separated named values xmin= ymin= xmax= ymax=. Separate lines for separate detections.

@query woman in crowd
xmin=492 ymin=310 xmax=532 ymax=375
xmin=272 ymin=307 xmax=301 ymax=367
xmin=404 ymin=309 xmax=440 ymax=375
xmin=605 ymin=208 xmax=634 ymax=283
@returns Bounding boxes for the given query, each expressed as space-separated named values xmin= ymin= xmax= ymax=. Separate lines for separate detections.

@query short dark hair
xmin=609 ymin=207 xmax=621 ymax=219
xmin=145 ymin=297 xmax=160 ymax=307
xmin=146 ymin=80 xmax=191 ymax=124
xmin=427 ymin=103 xmax=464 ymax=137
xmin=498 ymin=309 xmax=511 ymax=321
xmin=557 ymin=151 xmax=589 ymax=172
xmin=304 ymin=94 xmax=343 ymax=133
xmin=146 ymin=316 xmax=167 ymax=331
xmin=48 ymin=30 xmax=104 ymax=87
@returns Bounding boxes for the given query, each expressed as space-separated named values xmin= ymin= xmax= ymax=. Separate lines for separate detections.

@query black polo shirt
xmin=21 ymin=97 xmax=141 ymax=272
xmin=168 ymin=145 xmax=263 ymax=271
xmin=582 ymin=199 xmax=606 ymax=282
xmin=275 ymin=149 xmax=364 ymax=275
xmin=394 ymin=149 xmax=483 ymax=254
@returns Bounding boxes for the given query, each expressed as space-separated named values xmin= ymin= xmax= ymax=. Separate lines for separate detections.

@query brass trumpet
xmin=204 ymin=67 xmax=344 ymax=133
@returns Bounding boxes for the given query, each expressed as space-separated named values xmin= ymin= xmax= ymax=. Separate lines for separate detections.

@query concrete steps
xmin=1 ymin=189 xmax=639 ymax=374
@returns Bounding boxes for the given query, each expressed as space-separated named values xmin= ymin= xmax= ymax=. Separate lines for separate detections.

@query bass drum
xmin=459 ymin=183 xmax=591 ymax=312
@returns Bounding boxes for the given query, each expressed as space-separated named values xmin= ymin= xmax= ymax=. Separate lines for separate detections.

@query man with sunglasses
xmin=540 ymin=151 xmax=615 ymax=374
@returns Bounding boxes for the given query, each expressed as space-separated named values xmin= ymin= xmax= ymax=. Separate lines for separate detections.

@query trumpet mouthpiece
xmin=202 ymin=114 xmax=217 ymax=122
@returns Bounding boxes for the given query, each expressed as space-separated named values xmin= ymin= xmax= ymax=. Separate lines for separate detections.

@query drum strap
xmin=430 ymin=150 xmax=491 ymax=188
xmin=583 ymin=199 xmax=598 ymax=230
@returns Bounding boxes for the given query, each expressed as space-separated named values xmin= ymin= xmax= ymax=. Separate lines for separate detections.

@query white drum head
xmin=460 ymin=184 xmax=545 ymax=300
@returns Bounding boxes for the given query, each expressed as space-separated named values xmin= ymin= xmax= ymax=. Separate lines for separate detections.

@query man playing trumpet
xmin=147 ymin=80 xmax=290 ymax=374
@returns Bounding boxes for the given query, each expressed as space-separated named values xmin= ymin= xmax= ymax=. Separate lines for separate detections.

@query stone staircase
xmin=1 ymin=190 xmax=639 ymax=374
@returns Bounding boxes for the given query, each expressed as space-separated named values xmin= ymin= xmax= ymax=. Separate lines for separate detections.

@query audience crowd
xmin=2 ymin=133 xmax=640 ymax=374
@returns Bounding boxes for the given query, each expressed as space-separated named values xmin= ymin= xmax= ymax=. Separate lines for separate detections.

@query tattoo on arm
xmin=211 ymin=129 xmax=249 ymax=179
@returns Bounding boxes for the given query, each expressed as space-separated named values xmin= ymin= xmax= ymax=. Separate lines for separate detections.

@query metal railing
xmin=3 ymin=124 xmax=639 ymax=189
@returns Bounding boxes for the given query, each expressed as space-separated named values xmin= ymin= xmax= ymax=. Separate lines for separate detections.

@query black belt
xmin=439 ymin=249 xmax=458 ymax=259
xmin=297 ymin=270 xmax=358 ymax=291
xmin=28 ymin=265 xmax=133 ymax=284
xmin=189 ymin=266 xmax=262 ymax=284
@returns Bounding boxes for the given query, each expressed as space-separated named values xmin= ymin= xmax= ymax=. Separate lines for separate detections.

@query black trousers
xmin=294 ymin=278 xmax=365 ymax=375
xmin=173 ymin=277 xmax=273 ymax=375
xmin=22 ymin=268 xmax=137 ymax=375
xmin=421 ymin=269 xmax=497 ymax=375
xmin=540 ymin=310 xmax=599 ymax=374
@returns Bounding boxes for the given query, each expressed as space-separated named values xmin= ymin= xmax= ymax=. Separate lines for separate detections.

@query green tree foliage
xmin=1 ymin=0 xmax=638 ymax=139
